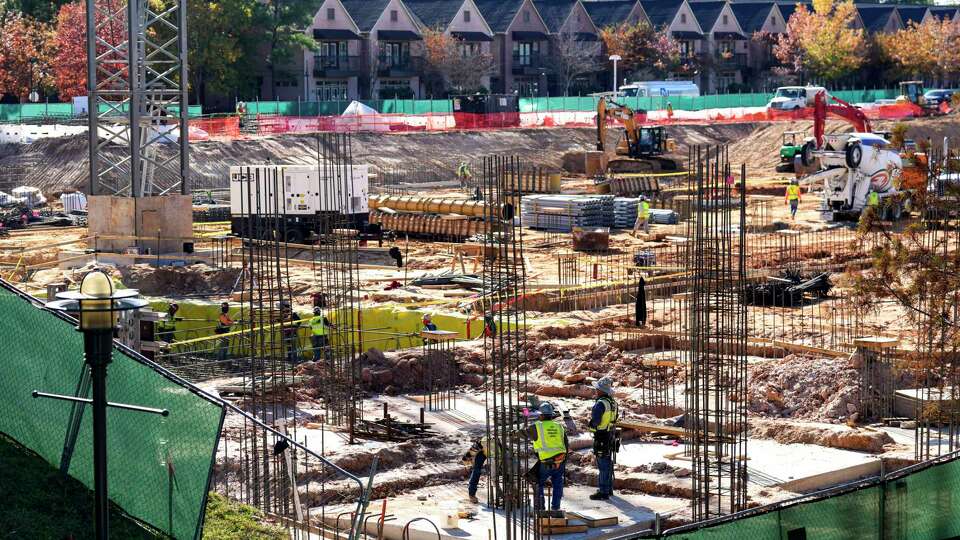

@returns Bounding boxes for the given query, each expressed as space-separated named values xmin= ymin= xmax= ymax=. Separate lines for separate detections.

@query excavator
xmin=797 ymin=90 xmax=924 ymax=221
xmin=596 ymin=97 xmax=679 ymax=174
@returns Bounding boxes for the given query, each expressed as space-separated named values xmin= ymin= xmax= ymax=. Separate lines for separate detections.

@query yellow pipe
xmin=369 ymin=195 xmax=502 ymax=218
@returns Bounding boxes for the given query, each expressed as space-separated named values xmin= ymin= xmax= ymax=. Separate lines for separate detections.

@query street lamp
xmin=609 ymin=54 xmax=622 ymax=96
xmin=41 ymin=270 xmax=161 ymax=540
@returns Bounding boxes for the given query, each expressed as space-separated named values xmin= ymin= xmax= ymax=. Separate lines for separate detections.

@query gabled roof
xmin=533 ymin=0 xmax=578 ymax=32
xmin=641 ymin=0 xmax=684 ymax=28
xmin=404 ymin=0 xmax=464 ymax=30
xmin=856 ymin=4 xmax=896 ymax=33
xmin=730 ymin=2 xmax=773 ymax=34
xmin=472 ymin=0 xmax=526 ymax=32
xmin=775 ymin=1 xmax=810 ymax=24
xmin=929 ymin=7 xmax=958 ymax=21
xmin=583 ymin=0 xmax=639 ymax=29
xmin=340 ymin=0 xmax=391 ymax=32
xmin=896 ymin=6 xmax=927 ymax=26
xmin=689 ymin=1 xmax=726 ymax=32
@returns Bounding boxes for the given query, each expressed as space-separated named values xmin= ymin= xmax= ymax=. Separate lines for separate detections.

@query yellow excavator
xmin=596 ymin=97 xmax=679 ymax=174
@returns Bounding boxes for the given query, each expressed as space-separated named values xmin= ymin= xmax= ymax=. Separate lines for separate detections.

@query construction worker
xmin=635 ymin=276 xmax=647 ymax=328
xmin=529 ymin=402 xmax=568 ymax=512
xmin=632 ymin=196 xmax=651 ymax=237
xmin=280 ymin=301 xmax=302 ymax=364
xmin=422 ymin=314 xmax=438 ymax=332
xmin=785 ymin=179 xmax=801 ymax=219
xmin=215 ymin=302 xmax=234 ymax=361
xmin=457 ymin=161 xmax=473 ymax=187
xmin=158 ymin=302 xmax=180 ymax=343
xmin=308 ymin=306 xmax=337 ymax=362
xmin=588 ymin=377 xmax=619 ymax=500
xmin=666 ymin=101 xmax=674 ymax=122
xmin=464 ymin=435 xmax=497 ymax=504
xmin=863 ymin=189 xmax=881 ymax=223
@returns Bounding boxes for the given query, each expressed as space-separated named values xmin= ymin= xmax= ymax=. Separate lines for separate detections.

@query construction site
xmin=3 ymin=5 xmax=960 ymax=539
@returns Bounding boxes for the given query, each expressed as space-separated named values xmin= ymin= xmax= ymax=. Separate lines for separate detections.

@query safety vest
xmin=591 ymin=396 xmax=619 ymax=432
xmin=639 ymin=201 xmax=650 ymax=218
xmin=458 ymin=163 xmax=471 ymax=177
xmin=786 ymin=184 xmax=801 ymax=201
xmin=480 ymin=436 xmax=498 ymax=460
xmin=216 ymin=312 xmax=233 ymax=331
xmin=309 ymin=315 xmax=328 ymax=336
xmin=532 ymin=420 xmax=566 ymax=461
xmin=867 ymin=192 xmax=880 ymax=207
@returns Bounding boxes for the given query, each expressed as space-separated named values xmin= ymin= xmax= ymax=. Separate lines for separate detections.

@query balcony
xmin=377 ymin=55 xmax=423 ymax=77
xmin=313 ymin=55 xmax=361 ymax=78
xmin=511 ymin=52 xmax=548 ymax=75
xmin=715 ymin=52 xmax=748 ymax=68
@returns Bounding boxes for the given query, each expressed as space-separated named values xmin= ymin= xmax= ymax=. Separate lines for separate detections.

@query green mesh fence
xmin=0 ymin=103 xmax=203 ymax=122
xmin=0 ymin=281 xmax=225 ymax=539
xmin=660 ymin=453 xmax=960 ymax=540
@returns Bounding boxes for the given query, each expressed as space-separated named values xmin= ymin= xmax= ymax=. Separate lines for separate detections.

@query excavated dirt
xmin=117 ymin=263 xmax=241 ymax=296
xmin=750 ymin=418 xmax=897 ymax=454
xmin=748 ymin=354 xmax=861 ymax=422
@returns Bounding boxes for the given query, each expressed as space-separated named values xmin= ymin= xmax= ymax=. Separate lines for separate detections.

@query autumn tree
xmin=50 ymin=0 xmax=126 ymax=100
xmin=546 ymin=32 xmax=601 ymax=96
xmin=599 ymin=22 xmax=681 ymax=80
xmin=774 ymin=0 xmax=866 ymax=83
xmin=0 ymin=12 xmax=55 ymax=102
xmin=877 ymin=18 xmax=960 ymax=85
xmin=421 ymin=28 xmax=496 ymax=95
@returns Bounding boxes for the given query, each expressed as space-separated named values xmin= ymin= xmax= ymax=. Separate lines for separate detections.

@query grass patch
xmin=0 ymin=434 xmax=286 ymax=539
xmin=201 ymin=493 xmax=286 ymax=540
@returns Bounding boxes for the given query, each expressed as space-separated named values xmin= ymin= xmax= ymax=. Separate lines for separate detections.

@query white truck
xmin=805 ymin=132 xmax=907 ymax=220
xmin=229 ymin=164 xmax=370 ymax=243
xmin=767 ymin=85 xmax=827 ymax=111
xmin=618 ymin=80 xmax=700 ymax=98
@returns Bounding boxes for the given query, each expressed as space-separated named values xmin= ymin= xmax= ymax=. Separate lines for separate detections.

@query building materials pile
xmin=613 ymin=197 xmax=641 ymax=228
xmin=521 ymin=194 xmax=610 ymax=232
xmin=743 ymin=270 xmax=833 ymax=307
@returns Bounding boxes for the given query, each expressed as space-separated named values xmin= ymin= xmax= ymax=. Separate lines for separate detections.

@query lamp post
xmin=43 ymin=270 xmax=157 ymax=540
xmin=609 ymin=54 xmax=622 ymax=96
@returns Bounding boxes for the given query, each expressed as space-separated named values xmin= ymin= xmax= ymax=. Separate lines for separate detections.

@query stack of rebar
xmin=521 ymin=194 xmax=607 ymax=231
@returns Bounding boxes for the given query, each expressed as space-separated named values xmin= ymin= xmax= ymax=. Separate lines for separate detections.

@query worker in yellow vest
xmin=588 ymin=376 xmax=619 ymax=500
xmin=862 ymin=190 xmax=881 ymax=224
xmin=457 ymin=161 xmax=473 ymax=187
xmin=632 ymin=196 xmax=651 ymax=237
xmin=529 ymin=402 xmax=568 ymax=512
xmin=308 ymin=306 xmax=336 ymax=362
xmin=785 ymin=179 xmax=801 ymax=220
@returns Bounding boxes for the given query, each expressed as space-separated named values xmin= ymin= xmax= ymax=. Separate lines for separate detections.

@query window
xmin=514 ymin=77 xmax=539 ymax=96
xmin=771 ymin=15 xmax=777 ymax=26
xmin=327 ymin=7 xmax=335 ymax=20
xmin=680 ymin=13 xmax=686 ymax=23
xmin=679 ymin=40 xmax=691 ymax=57
xmin=722 ymin=14 xmax=728 ymax=25
xmin=379 ymin=41 xmax=410 ymax=66
xmin=379 ymin=79 xmax=413 ymax=99
xmin=459 ymin=42 xmax=481 ymax=57
xmin=718 ymin=72 xmax=736 ymax=91
xmin=317 ymin=80 xmax=348 ymax=101
xmin=523 ymin=10 xmax=530 ymax=22
xmin=316 ymin=41 xmax=348 ymax=68
xmin=464 ymin=10 xmax=471 ymax=22
xmin=513 ymin=41 xmax=540 ymax=65
xmin=390 ymin=9 xmax=398 ymax=22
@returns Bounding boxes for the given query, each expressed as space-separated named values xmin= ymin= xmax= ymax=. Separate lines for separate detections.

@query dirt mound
xmin=117 ymin=263 xmax=240 ymax=296
xmin=750 ymin=418 xmax=895 ymax=453
xmin=747 ymin=354 xmax=860 ymax=422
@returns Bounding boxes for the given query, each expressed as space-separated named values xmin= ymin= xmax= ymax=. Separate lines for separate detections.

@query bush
xmin=889 ymin=122 xmax=908 ymax=149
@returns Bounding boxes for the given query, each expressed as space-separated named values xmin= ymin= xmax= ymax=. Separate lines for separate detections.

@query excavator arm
xmin=813 ymin=90 xmax=872 ymax=148
xmin=597 ymin=97 xmax=640 ymax=153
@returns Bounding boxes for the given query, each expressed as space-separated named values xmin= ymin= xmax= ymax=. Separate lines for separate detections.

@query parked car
xmin=923 ymin=89 xmax=955 ymax=106
xmin=767 ymin=86 xmax=826 ymax=111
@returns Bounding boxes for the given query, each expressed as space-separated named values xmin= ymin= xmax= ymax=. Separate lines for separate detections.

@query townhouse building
xmin=261 ymin=0 xmax=960 ymax=102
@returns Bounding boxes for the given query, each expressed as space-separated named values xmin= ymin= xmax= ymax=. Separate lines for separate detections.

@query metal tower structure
xmin=86 ymin=0 xmax=189 ymax=196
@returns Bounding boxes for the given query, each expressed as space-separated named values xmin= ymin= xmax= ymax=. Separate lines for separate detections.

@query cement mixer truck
xmin=797 ymin=91 xmax=916 ymax=221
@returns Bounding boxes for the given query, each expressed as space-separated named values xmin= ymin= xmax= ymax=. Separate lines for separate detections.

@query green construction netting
xmin=0 ymin=103 xmax=203 ymax=122
xmin=0 ymin=282 xmax=225 ymax=539
xmin=663 ymin=457 xmax=960 ymax=540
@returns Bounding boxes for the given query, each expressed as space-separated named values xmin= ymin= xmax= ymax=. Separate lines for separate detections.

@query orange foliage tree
xmin=0 ymin=13 xmax=55 ymax=102
xmin=51 ymin=0 xmax=127 ymax=100
xmin=599 ymin=21 xmax=682 ymax=80
xmin=421 ymin=28 xmax=496 ymax=94
xmin=877 ymin=18 xmax=960 ymax=85
xmin=774 ymin=0 xmax=866 ymax=83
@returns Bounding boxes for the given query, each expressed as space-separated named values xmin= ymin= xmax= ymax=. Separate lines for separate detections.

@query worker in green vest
xmin=785 ymin=179 xmax=802 ymax=220
xmin=862 ymin=189 xmax=881 ymax=224
xmin=632 ymin=196 xmax=651 ymax=237
xmin=588 ymin=376 xmax=619 ymax=500
xmin=529 ymin=402 xmax=568 ymax=512
xmin=457 ymin=161 xmax=473 ymax=187
xmin=309 ymin=306 xmax=336 ymax=362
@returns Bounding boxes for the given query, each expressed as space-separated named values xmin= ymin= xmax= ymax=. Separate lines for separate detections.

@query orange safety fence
xmin=188 ymin=116 xmax=241 ymax=140
xmin=192 ymin=101 xmax=932 ymax=139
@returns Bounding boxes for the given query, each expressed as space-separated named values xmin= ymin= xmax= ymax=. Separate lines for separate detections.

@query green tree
xmin=188 ymin=0 xmax=263 ymax=104
xmin=3 ymin=0 xmax=71 ymax=22
xmin=261 ymin=0 xmax=320 ymax=99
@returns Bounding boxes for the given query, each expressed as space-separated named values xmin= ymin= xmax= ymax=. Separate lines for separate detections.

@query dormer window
xmin=722 ymin=14 xmax=728 ymax=25
xmin=464 ymin=10 xmax=471 ymax=22
xmin=680 ymin=13 xmax=687 ymax=23
xmin=327 ymin=7 xmax=335 ymax=20
xmin=390 ymin=9 xmax=398 ymax=22
xmin=523 ymin=10 xmax=530 ymax=22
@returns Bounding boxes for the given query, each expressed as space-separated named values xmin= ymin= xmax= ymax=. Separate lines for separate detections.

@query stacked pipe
xmin=521 ymin=194 xmax=608 ymax=232
xmin=368 ymin=195 xmax=506 ymax=237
